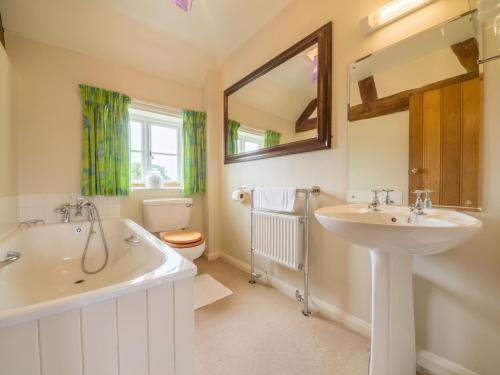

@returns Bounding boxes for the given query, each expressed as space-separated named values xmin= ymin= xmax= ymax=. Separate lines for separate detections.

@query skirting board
xmin=219 ymin=252 xmax=479 ymax=375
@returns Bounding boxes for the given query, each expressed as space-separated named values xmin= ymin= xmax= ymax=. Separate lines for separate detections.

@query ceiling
xmin=0 ymin=0 xmax=293 ymax=87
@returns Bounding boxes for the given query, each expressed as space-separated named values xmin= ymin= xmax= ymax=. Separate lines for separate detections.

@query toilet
xmin=142 ymin=198 xmax=205 ymax=261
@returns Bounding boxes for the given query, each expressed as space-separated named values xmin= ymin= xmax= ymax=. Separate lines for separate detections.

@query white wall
xmin=7 ymin=33 xmax=204 ymax=231
xmin=0 ymin=40 xmax=19 ymax=234
xmin=220 ymin=1 xmax=500 ymax=374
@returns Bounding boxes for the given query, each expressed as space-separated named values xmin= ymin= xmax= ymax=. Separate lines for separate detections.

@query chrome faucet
xmin=55 ymin=204 xmax=72 ymax=223
xmin=382 ymin=189 xmax=395 ymax=206
xmin=408 ymin=190 xmax=427 ymax=223
xmin=368 ymin=189 xmax=382 ymax=211
xmin=423 ymin=189 xmax=433 ymax=209
xmin=55 ymin=198 xmax=93 ymax=223
xmin=76 ymin=197 xmax=92 ymax=216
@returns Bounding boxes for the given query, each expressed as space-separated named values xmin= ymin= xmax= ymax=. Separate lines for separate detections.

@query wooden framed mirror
xmin=224 ymin=22 xmax=332 ymax=164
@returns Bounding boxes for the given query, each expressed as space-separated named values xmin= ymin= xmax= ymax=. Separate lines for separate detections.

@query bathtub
xmin=0 ymin=218 xmax=196 ymax=375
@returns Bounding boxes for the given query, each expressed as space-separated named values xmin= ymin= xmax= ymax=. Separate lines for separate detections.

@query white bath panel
xmin=117 ymin=291 xmax=149 ymax=375
xmin=148 ymin=283 xmax=175 ymax=375
xmin=0 ymin=320 xmax=40 ymax=375
xmin=39 ymin=309 xmax=83 ymax=375
xmin=81 ymin=299 xmax=119 ymax=375
xmin=174 ymin=278 xmax=195 ymax=375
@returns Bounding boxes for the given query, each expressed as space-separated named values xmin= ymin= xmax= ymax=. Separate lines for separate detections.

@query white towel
xmin=253 ymin=187 xmax=297 ymax=212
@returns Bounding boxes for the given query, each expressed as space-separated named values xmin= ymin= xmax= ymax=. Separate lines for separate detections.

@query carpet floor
xmin=194 ymin=257 xmax=371 ymax=375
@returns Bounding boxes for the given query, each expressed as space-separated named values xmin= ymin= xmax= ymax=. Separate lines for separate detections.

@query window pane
xmin=130 ymin=151 xmax=143 ymax=181
xmin=244 ymin=141 xmax=260 ymax=152
xmin=151 ymin=154 xmax=178 ymax=182
xmin=130 ymin=121 xmax=143 ymax=151
xmin=151 ymin=125 xmax=178 ymax=154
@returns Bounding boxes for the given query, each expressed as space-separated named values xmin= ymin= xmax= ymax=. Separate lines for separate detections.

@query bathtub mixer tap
xmin=54 ymin=198 xmax=109 ymax=275
xmin=55 ymin=198 xmax=93 ymax=223
xmin=75 ymin=198 xmax=92 ymax=216
xmin=54 ymin=204 xmax=73 ymax=223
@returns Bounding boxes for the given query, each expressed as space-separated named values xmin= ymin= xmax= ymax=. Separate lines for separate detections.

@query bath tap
xmin=54 ymin=204 xmax=72 ymax=223
xmin=75 ymin=197 xmax=92 ymax=216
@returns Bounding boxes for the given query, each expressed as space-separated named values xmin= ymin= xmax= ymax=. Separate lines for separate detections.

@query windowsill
xmin=131 ymin=186 xmax=182 ymax=191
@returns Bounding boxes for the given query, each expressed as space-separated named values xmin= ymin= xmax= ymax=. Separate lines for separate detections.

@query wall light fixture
xmin=360 ymin=0 xmax=437 ymax=35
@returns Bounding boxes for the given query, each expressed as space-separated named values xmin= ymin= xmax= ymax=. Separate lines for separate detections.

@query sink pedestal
xmin=315 ymin=204 xmax=482 ymax=375
xmin=370 ymin=249 xmax=415 ymax=375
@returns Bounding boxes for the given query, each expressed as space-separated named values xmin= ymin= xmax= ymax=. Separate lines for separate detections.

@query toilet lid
xmin=162 ymin=230 xmax=203 ymax=245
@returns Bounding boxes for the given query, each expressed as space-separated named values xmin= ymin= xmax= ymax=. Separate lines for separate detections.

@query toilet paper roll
xmin=231 ymin=189 xmax=246 ymax=202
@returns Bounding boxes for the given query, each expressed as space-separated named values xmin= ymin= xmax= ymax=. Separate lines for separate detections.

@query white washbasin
xmin=315 ymin=203 xmax=482 ymax=375
xmin=315 ymin=204 xmax=481 ymax=255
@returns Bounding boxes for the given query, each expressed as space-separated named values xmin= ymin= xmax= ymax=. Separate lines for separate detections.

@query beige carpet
xmin=194 ymin=258 xmax=371 ymax=375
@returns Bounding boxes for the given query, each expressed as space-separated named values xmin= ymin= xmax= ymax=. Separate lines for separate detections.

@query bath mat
xmin=194 ymin=274 xmax=233 ymax=310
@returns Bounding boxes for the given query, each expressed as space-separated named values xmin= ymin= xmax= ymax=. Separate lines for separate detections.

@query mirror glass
xmin=227 ymin=43 xmax=319 ymax=155
xmin=347 ymin=12 xmax=482 ymax=210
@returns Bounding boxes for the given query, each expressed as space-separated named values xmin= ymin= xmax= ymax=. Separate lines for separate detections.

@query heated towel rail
xmin=249 ymin=186 xmax=320 ymax=316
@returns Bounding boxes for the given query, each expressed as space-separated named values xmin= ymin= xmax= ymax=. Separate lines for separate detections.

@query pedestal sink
xmin=315 ymin=204 xmax=481 ymax=375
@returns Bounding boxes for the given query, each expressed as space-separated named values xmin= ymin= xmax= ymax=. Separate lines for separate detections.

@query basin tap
xmin=423 ymin=189 xmax=433 ymax=209
xmin=368 ymin=190 xmax=382 ymax=211
xmin=408 ymin=190 xmax=425 ymax=223
xmin=382 ymin=189 xmax=395 ymax=205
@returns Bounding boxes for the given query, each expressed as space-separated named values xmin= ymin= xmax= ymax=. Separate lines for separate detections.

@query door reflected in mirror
xmin=347 ymin=11 xmax=482 ymax=211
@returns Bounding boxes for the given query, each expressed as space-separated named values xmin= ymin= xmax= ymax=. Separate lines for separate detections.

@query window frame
xmin=129 ymin=108 xmax=183 ymax=188
xmin=237 ymin=127 xmax=265 ymax=154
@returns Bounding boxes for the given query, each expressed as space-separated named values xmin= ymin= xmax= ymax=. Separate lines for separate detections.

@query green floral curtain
xmin=264 ymin=130 xmax=281 ymax=148
xmin=182 ymin=110 xmax=207 ymax=195
xmin=79 ymin=84 xmax=131 ymax=196
xmin=227 ymin=119 xmax=241 ymax=155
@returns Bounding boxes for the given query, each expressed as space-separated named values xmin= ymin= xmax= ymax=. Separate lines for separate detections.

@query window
xmin=129 ymin=107 xmax=182 ymax=188
xmin=237 ymin=128 xmax=265 ymax=153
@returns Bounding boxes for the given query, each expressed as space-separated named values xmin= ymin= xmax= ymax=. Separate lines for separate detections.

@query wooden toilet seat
xmin=161 ymin=230 xmax=204 ymax=249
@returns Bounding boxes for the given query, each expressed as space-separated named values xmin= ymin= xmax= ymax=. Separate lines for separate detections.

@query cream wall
xmin=220 ymin=1 xmax=500 ymax=374
xmin=349 ymin=47 xmax=467 ymax=105
xmin=0 ymin=40 xmax=19 ymax=235
xmin=229 ymin=98 xmax=316 ymax=144
xmin=7 ymin=33 xmax=204 ymax=231
xmin=0 ymin=40 xmax=17 ymax=197
xmin=202 ymin=70 xmax=223 ymax=258
xmin=348 ymin=111 xmax=409 ymax=203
